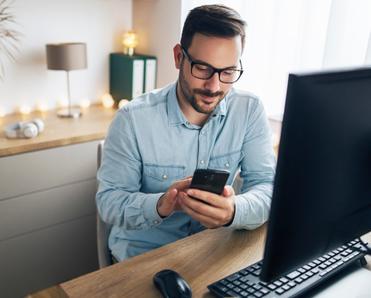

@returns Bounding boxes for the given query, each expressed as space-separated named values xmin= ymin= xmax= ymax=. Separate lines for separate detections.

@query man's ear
xmin=173 ymin=44 xmax=183 ymax=69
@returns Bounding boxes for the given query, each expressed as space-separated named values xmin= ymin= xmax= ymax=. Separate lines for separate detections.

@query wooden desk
xmin=28 ymin=226 xmax=371 ymax=298
xmin=29 ymin=226 xmax=266 ymax=298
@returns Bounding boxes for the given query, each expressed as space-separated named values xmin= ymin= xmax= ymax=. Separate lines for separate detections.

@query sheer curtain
xmin=181 ymin=0 xmax=371 ymax=117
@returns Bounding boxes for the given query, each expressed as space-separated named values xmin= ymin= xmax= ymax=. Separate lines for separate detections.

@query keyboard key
xmin=240 ymin=291 xmax=249 ymax=297
xmin=260 ymin=288 xmax=270 ymax=295
xmin=253 ymin=284 xmax=262 ymax=291
xmin=227 ymin=273 xmax=241 ymax=282
xmin=275 ymin=288 xmax=285 ymax=295
xmin=303 ymin=265 xmax=311 ymax=271
xmin=279 ymin=277 xmax=289 ymax=284
xmin=313 ymin=259 xmax=321 ymax=265
xmin=233 ymin=280 xmax=241 ymax=286
xmin=282 ymin=284 xmax=291 ymax=291
xmin=311 ymin=268 xmax=319 ymax=274
xmin=287 ymin=270 xmax=301 ymax=280
xmin=214 ymin=284 xmax=228 ymax=293
xmin=251 ymin=269 xmax=261 ymax=276
xmin=298 ymin=268 xmax=306 ymax=274
xmin=240 ymin=276 xmax=250 ymax=283
xmin=259 ymin=281 xmax=268 ymax=287
xmin=247 ymin=287 xmax=256 ymax=294
xmin=227 ymin=290 xmax=238 ymax=296
xmin=253 ymin=291 xmax=263 ymax=297
xmin=240 ymin=269 xmax=250 ymax=276
xmin=294 ymin=277 xmax=303 ymax=284
xmin=252 ymin=264 xmax=261 ymax=270
xmin=267 ymin=284 xmax=277 ymax=290
xmin=288 ymin=281 xmax=296 ymax=288
xmin=273 ymin=280 xmax=283 ymax=287
xmin=240 ymin=284 xmax=248 ymax=290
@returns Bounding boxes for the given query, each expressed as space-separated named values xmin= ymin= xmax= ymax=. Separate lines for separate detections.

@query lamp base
xmin=57 ymin=108 xmax=82 ymax=118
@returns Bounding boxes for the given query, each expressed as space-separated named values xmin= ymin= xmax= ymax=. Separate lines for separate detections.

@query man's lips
xmin=200 ymin=95 xmax=218 ymax=104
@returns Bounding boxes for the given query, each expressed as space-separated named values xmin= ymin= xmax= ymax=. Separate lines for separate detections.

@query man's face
xmin=176 ymin=33 xmax=242 ymax=114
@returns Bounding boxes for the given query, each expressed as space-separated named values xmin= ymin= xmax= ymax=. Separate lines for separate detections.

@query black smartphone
xmin=190 ymin=169 xmax=230 ymax=195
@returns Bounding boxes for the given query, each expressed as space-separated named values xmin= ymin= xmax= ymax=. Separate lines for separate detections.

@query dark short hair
xmin=180 ymin=4 xmax=246 ymax=51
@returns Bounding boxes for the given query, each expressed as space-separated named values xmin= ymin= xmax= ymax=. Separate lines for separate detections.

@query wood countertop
xmin=0 ymin=105 xmax=117 ymax=157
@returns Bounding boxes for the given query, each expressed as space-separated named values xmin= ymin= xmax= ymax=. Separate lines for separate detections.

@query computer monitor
xmin=260 ymin=67 xmax=371 ymax=282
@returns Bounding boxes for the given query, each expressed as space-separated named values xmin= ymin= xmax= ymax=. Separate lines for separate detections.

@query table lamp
xmin=46 ymin=43 xmax=87 ymax=118
xmin=122 ymin=31 xmax=138 ymax=56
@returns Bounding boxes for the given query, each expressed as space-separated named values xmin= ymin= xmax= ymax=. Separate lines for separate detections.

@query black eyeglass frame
xmin=181 ymin=46 xmax=244 ymax=84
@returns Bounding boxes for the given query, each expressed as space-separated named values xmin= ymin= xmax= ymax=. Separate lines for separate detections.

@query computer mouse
xmin=153 ymin=269 xmax=192 ymax=298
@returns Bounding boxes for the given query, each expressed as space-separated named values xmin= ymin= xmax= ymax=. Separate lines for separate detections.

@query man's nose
xmin=204 ymin=72 xmax=221 ymax=93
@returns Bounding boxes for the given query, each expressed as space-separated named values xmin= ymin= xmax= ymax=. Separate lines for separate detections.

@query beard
xmin=178 ymin=63 xmax=225 ymax=114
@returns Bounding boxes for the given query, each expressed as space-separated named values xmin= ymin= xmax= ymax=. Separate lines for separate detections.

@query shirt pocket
xmin=142 ymin=164 xmax=186 ymax=193
xmin=209 ymin=151 xmax=243 ymax=184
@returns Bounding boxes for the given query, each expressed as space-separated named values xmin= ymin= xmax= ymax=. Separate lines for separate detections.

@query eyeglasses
xmin=181 ymin=46 xmax=243 ymax=84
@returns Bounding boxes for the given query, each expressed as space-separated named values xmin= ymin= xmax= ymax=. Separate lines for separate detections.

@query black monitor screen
xmin=260 ymin=67 xmax=371 ymax=282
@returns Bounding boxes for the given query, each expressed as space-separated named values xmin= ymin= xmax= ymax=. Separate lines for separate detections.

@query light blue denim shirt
xmin=96 ymin=82 xmax=276 ymax=261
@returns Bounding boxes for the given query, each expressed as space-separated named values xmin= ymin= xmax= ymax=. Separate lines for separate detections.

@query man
xmin=96 ymin=4 xmax=276 ymax=262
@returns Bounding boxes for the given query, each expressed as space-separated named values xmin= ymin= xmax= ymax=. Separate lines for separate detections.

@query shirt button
xmin=162 ymin=174 xmax=168 ymax=180
xmin=153 ymin=220 xmax=159 ymax=225
xmin=201 ymin=131 xmax=205 ymax=135
xmin=225 ymin=162 xmax=230 ymax=168
xmin=200 ymin=160 xmax=205 ymax=165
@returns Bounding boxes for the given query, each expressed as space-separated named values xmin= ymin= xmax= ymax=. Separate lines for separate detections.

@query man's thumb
xmin=223 ymin=185 xmax=235 ymax=197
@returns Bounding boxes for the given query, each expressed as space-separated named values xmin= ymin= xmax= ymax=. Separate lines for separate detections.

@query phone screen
xmin=190 ymin=169 xmax=230 ymax=194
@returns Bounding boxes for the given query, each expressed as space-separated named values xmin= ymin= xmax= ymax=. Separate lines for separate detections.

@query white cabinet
xmin=0 ymin=141 xmax=100 ymax=298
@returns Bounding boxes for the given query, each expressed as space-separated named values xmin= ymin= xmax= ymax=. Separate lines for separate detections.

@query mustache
xmin=193 ymin=89 xmax=224 ymax=98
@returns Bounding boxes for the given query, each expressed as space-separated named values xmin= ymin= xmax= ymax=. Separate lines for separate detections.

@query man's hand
xmin=179 ymin=185 xmax=235 ymax=228
xmin=156 ymin=177 xmax=192 ymax=218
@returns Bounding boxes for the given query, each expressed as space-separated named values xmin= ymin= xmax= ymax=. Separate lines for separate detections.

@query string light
xmin=57 ymin=96 xmax=68 ymax=108
xmin=101 ymin=93 xmax=114 ymax=108
xmin=19 ymin=105 xmax=32 ymax=115
xmin=0 ymin=106 xmax=6 ymax=117
xmin=80 ymin=99 xmax=91 ymax=109
xmin=36 ymin=101 xmax=49 ymax=112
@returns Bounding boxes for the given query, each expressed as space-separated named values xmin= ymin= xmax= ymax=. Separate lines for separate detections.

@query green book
xmin=109 ymin=53 xmax=157 ymax=103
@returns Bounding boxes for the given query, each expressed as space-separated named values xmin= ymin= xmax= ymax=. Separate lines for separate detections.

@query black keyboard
xmin=208 ymin=239 xmax=367 ymax=298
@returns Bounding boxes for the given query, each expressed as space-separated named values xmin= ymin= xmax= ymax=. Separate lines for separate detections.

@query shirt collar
xmin=167 ymin=82 xmax=228 ymax=126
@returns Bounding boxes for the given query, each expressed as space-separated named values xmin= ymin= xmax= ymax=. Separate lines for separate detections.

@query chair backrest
xmin=96 ymin=140 xmax=113 ymax=268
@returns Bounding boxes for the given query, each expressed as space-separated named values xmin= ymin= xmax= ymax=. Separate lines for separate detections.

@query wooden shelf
xmin=0 ymin=105 xmax=116 ymax=157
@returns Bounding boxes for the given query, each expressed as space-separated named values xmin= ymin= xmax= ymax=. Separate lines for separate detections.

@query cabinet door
xmin=0 ymin=215 xmax=97 ymax=298
xmin=0 ymin=141 xmax=100 ymax=201
xmin=0 ymin=141 xmax=101 ymax=298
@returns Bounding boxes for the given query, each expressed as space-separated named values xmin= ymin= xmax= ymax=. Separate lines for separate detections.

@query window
xmin=182 ymin=0 xmax=371 ymax=117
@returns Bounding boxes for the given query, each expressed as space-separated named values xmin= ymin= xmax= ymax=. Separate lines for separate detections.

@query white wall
xmin=133 ymin=0 xmax=182 ymax=88
xmin=0 ymin=0 xmax=132 ymax=115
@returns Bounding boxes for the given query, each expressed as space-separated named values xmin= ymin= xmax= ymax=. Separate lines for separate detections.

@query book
xmin=109 ymin=53 xmax=157 ymax=103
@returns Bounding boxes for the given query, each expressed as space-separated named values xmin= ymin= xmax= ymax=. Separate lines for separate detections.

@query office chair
xmin=96 ymin=140 xmax=113 ymax=268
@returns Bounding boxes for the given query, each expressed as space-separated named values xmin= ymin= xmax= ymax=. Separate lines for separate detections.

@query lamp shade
xmin=46 ymin=42 xmax=87 ymax=71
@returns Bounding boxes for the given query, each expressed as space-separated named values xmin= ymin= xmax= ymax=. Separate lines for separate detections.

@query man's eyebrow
xmin=191 ymin=57 xmax=239 ymax=70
